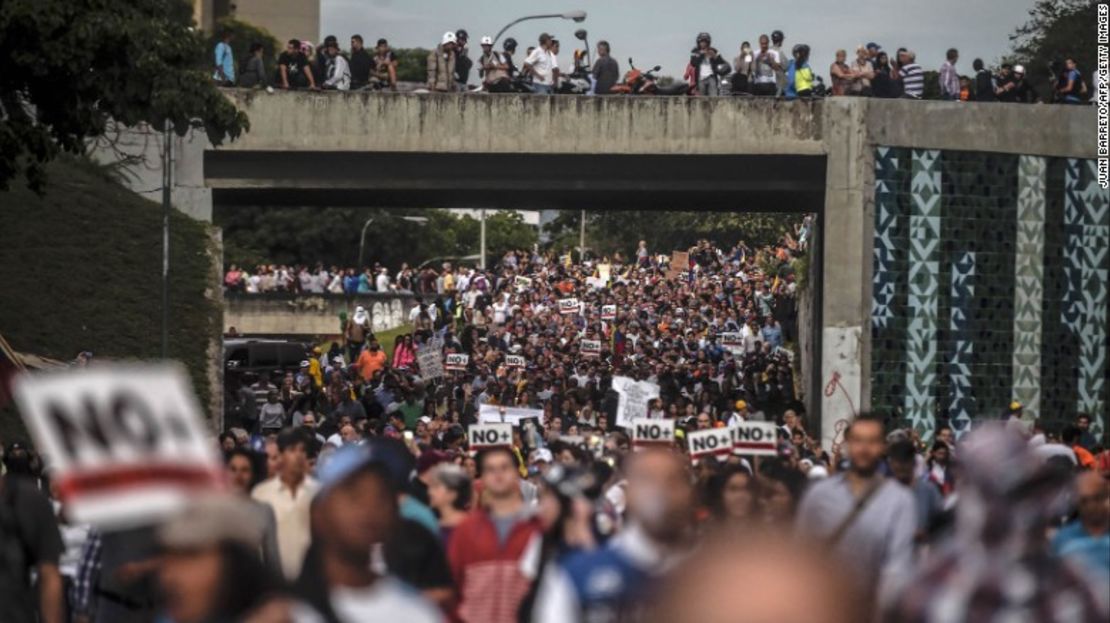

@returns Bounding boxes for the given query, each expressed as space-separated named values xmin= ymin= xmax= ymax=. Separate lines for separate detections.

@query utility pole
xmin=480 ymin=208 xmax=487 ymax=270
xmin=161 ymin=119 xmax=172 ymax=359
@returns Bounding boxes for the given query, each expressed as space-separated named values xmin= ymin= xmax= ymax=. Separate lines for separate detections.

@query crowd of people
xmin=213 ymin=25 xmax=1094 ymax=103
xmin=4 ymin=226 xmax=1110 ymax=622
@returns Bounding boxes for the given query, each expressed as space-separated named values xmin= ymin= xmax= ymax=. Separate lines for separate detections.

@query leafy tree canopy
xmin=0 ymin=0 xmax=248 ymax=192
xmin=1011 ymin=0 xmax=1096 ymax=90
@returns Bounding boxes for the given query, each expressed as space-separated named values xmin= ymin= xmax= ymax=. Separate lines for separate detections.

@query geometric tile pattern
xmin=1011 ymin=155 xmax=1046 ymax=421
xmin=870 ymin=149 xmax=1108 ymax=444
xmin=947 ymin=251 xmax=975 ymax=437
xmin=903 ymin=149 xmax=941 ymax=440
xmin=1076 ymin=159 xmax=1108 ymax=437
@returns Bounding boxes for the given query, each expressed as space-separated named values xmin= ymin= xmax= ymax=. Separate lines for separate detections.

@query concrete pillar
xmin=818 ymin=98 xmax=874 ymax=451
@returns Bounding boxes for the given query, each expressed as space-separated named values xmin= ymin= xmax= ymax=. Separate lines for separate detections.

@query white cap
xmin=1013 ymin=64 xmax=1025 ymax=75
xmin=480 ymin=36 xmax=493 ymax=46
xmin=442 ymin=31 xmax=457 ymax=45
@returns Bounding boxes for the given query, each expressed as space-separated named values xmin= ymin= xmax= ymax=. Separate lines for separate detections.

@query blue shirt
xmin=761 ymin=323 xmax=783 ymax=348
xmin=1051 ymin=521 xmax=1110 ymax=578
xmin=214 ymin=41 xmax=235 ymax=82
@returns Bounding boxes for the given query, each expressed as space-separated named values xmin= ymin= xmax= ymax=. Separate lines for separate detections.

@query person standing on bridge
xmin=278 ymin=38 xmax=317 ymax=90
xmin=322 ymin=39 xmax=351 ymax=91
xmin=427 ymin=31 xmax=458 ymax=92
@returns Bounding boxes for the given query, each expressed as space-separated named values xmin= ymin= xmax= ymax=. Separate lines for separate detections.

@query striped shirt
xmin=900 ymin=63 xmax=924 ymax=98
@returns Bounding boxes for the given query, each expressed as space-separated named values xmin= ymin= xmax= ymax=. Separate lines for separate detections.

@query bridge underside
xmin=207 ymin=152 xmax=825 ymax=211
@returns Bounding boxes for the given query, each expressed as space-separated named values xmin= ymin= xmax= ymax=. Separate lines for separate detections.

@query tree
xmin=394 ymin=48 xmax=432 ymax=83
xmin=205 ymin=18 xmax=280 ymax=86
xmin=1011 ymin=0 xmax=1096 ymax=99
xmin=0 ymin=0 xmax=248 ymax=192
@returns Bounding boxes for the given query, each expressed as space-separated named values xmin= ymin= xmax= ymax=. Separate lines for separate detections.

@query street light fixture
xmin=358 ymin=215 xmax=428 ymax=269
xmin=492 ymin=10 xmax=587 ymax=47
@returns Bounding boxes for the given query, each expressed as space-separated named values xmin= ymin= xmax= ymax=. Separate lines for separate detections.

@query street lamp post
xmin=358 ymin=215 xmax=428 ymax=269
xmin=491 ymin=10 xmax=586 ymax=47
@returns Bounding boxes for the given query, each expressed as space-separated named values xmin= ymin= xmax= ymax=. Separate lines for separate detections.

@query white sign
xmin=417 ymin=345 xmax=444 ymax=379
xmin=559 ymin=298 xmax=580 ymax=315
xmin=445 ymin=353 xmax=469 ymax=372
xmin=468 ymin=423 xmax=513 ymax=450
xmin=581 ymin=339 xmax=602 ymax=357
xmin=611 ymin=376 xmax=661 ymax=427
xmin=629 ymin=418 xmax=674 ymax=448
xmin=505 ymin=354 xmax=526 ymax=368
xmin=601 ymin=305 xmax=617 ymax=321
xmin=730 ymin=421 xmax=778 ymax=456
xmin=719 ymin=332 xmax=745 ymax=355
xmin=12 ymin=365 xmax=223 ymax=528
xmin=478 ymin=404 xmax=544 ymax=425
xmin=514 ymin=275 xmax=533 ymax=292
xmin=687 ymin=428 xmax=732 ymax=458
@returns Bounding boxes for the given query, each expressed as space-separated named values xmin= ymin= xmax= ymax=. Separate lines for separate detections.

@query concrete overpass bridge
xmin=196 ymin=92 xmax=1100 ymax=445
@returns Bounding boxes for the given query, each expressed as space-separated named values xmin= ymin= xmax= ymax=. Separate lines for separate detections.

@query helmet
xmin=771 ymin=30 xmax=784 ymax=43
xmin=792 ymin=44 xmax=809 ymax=56
xmin=455 ymin=29 xmax=468 ymax=41
xmin=1013 ymin=64 xmax=1025 ymax=75
xmin=503 ymin=37 xmax=518 ymax=52
xmin=696 ymin=32 xmax=711 ymax=44
xmin=480 ymin=35 xmax=493 ymax=46
xmin=441 ymin=31 xmax=456 ymax=45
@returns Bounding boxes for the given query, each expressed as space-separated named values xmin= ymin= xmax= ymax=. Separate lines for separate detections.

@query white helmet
xmin=1013 ymin=64 xmax=1025 ymax=75
xmin=480 ymin=35 xmax=493 ymax=46
xmin=442 ymin=31 xmax=457 ymax=45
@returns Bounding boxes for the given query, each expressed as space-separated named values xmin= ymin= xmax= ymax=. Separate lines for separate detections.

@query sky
xmin=320 ymin=0 xmax=1037 ymax=79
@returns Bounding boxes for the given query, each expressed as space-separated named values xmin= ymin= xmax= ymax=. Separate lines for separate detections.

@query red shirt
xmin=447 ymin=507 xmax=542 ymax=623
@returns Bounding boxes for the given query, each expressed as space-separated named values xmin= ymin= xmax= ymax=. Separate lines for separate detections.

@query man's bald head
xmin=1076 ymin=471 xmax=1110 ymax=533
xmin=625 ymin=449 xmax=694 ymax=544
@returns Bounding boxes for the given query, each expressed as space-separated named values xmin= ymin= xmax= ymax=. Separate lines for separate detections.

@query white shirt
xmin=699 ymin=58 xmax=713 ymax=80
xmin=526 ymin=47 xmax=557 ymax=85
xmin=329 ymin=576 xmax=441 ymax=623
xmin=375 ymin=273 xmax=390 ymax=292
xmin=252 ymin=476 xmax=320 ymax=579
xmin=325 ymin=54 xmax=351 ymax=90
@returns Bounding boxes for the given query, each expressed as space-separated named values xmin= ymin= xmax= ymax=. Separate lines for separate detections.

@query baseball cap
xmin=866 ymin=42 xmax=880 ymax=50
xmin=1013 ymin=64 xmax=1025 ymax=75
xmin=315 ymin=442 xmax=408 ymax=501
xmin=442 ymin=31 xmax=457 ymax=45
xmin=159 ymin=494 xmax=267 ymax=550
xmin=480 ymin=36 xmax=493 ymax=46
xmin=530 ymin=448 xmax=554 ymax=464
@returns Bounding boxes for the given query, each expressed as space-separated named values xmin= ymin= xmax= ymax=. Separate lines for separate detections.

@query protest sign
xmin=478 ymin=404 xmax=544 ymax=425
xmin=730 ymin=421 xmax=778 ymax=456
xmin=505 ymin=354 xmax=526 ymax=368
xmin=514 ymin=275 xmax=533 ymax=292
xmin=580 ymin=339 xmax=602 ymax=357
xmin=598 ymin=263 xmax=612 ymax=285
xmin=687 ymin=428 xmax=732 ymax=458
xmin=12 ymin=364 xmax=223 ymax=527
xmin=611 ymin=376 xmax=661 ymax=427
xmin=719 ymin=332 xmax=745 ymax=355
xmin=445 ymin=353 xmax=469 ymax=372
xmin=559 ymin=298 xmax=580 ymax=315
xmin=468 ymin=423 xmax=513 ymax=451
xmin=629 ymin=418 xmax=674 ymax=448
xmin=417 ymin=345 xmax=444 ymax=379
xmin=601 ymin=305 xmax=617 ymax=321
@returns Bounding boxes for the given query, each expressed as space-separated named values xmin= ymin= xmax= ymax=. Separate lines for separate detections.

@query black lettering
xmin=47 ymin=397 xmax=111 ymax=460
xmin=111 ymin=390 xmax=159 ymax=451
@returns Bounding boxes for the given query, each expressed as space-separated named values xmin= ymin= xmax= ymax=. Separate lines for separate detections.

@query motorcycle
xmin=608 ymin=58 xmax=690 ymax=96
xmin=556 ymin=49 xmax=592 ymax=95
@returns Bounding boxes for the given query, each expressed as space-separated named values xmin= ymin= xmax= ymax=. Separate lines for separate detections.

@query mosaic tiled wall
xmin=871 ymin=148 xmax=1109 ymax=441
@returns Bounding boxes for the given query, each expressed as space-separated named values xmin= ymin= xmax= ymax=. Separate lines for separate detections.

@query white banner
xmin=445 ymin=353 xmax=469 ymax=372
xmin=417 ymin=345 xmax=444 ymax=379
xmin=719 ymin=332 xmax=745 ymax=355
xmin=505 ymin=354 xmax=526 ymax=368
xmin=468 ymin=422 xmax=513 ymax=450
xmin=12 ymin=364 xmax=223 ymax=528
xmin=601 ymin=305 xmax=617 ymax=321
xmin=611 ymin=376 xmax=661 ymax=427
xmin=581 ymin=339 xmax=602 ymax=357
xmin=558 ymin=298 xmax=580 ymax=315
xmin=478 ymin=404 xmax=544 ymax=425
xmin=688 ymin=428 xmax=732 ymax=458
xmin=629 ymin=418 xmax=674 ymax=448
xmin=730 ymin=421 xmax=778 ymax=456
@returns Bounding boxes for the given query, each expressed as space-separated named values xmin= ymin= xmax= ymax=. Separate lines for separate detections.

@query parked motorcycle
xmin=556 ymin=49 xmax=592 ymax=95
xmin=609 ymin=58 xmax=690 ymax=96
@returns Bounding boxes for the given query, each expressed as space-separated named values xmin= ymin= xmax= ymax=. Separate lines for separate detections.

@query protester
xmin=591 ymin=41 xmax=619 ymax=96
xmin=277 ymin=38 xmax=317 ymax=90
xmin=795 ymin=413 xmax=916 ymax=612
xmin=523 ymin=33 xmax=559 ymax=94
xmin=690 ymin=33 xmax=730 ymax=96
xmin=751 ymin=34 xmax=781 ymax=97
xmin=939 ymin=47 xmax=960 ymax=100
xmin=212 ymin=30 xmax=235 ymax=86
xmin=239 ymin=42 xmax=269 ymax=88
xmin=251 ymin=427 xmax=320 ymax=580
xmin=427 ymin=31 xmax=458 ymax=93
xmin=372 ymin=38 xmax=399 ymax=90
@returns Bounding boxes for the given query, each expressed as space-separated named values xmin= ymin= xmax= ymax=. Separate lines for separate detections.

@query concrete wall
xmin=87 ymin=122 xmax=213 ymax=221
xmin=225 ymin=293 xmax=417 ymax=337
